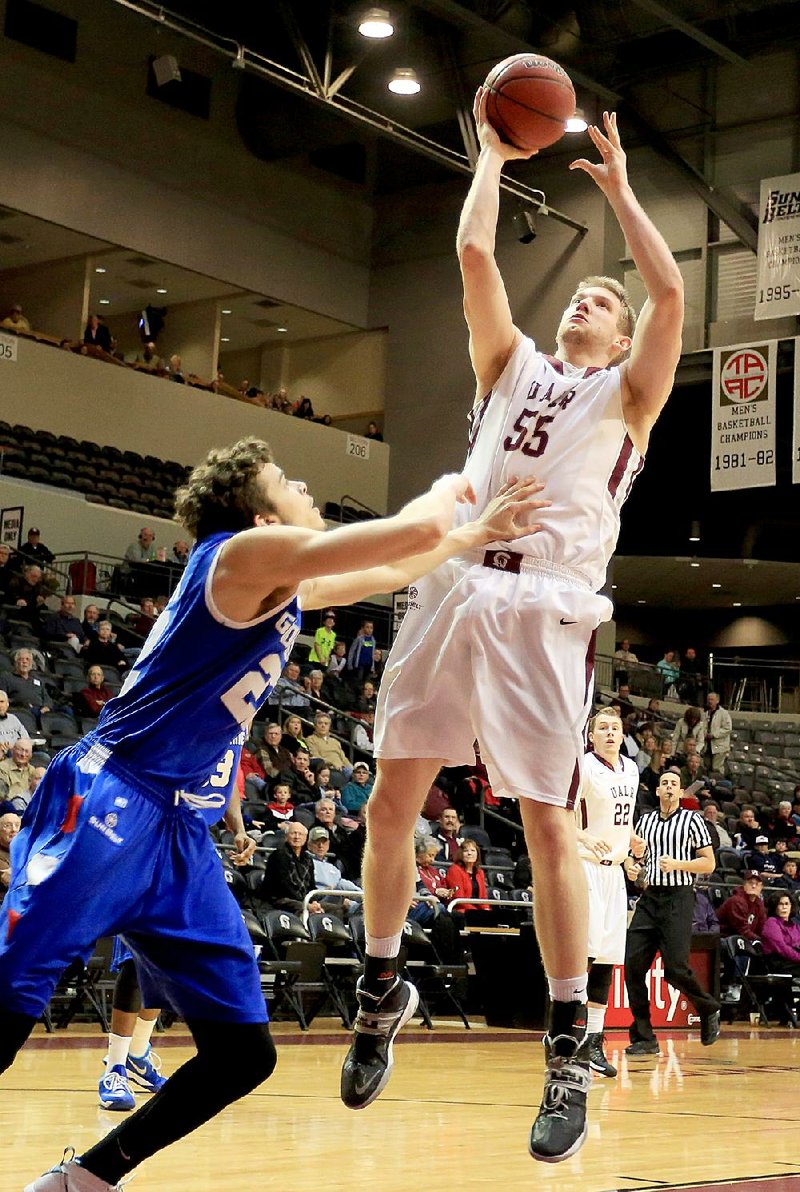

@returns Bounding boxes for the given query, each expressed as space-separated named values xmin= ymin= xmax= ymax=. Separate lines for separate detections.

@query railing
xmin=338 ymin=493 xmax=380 ymax=523
xmin=300 ymin=888 xmax=439 ymax=926
xmin=708 ymin=653 xmax=800 ymax=714
xmin=265 ymin=687 xmax=372 ymax=765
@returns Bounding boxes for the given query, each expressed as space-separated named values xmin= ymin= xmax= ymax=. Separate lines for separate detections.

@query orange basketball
xmin=484 ymin=53 xmax=575 ymax=151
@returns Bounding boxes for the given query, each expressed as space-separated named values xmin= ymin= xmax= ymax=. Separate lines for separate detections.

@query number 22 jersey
xmin=453 ymin=335 xmax=644 ymax=592
xmin=577 ymin=752 xmax=640 ymax=865
xmin=89 ymin=531 xmax=300 ymax=796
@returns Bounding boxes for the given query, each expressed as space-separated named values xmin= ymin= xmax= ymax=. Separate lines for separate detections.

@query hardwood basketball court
xmin=2 ymin=1022 xmax=798 ymax=1191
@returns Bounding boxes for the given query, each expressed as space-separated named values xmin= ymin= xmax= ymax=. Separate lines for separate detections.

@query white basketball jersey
xmin=577 ymin=751 xmax=640 ymax=864
xmin=454 ymin=335 xmax=644 ymax=591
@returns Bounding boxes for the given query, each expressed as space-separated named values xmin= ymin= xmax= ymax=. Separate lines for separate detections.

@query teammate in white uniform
xmin=576 ymin=709 xmax=643 ymax=1078
xmin=340 ymin=102 xmax=684 ymax=1165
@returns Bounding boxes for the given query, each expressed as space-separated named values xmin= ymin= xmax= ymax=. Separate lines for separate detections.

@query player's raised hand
xmin=473 ymin=87 xmax=539 ymax=162
xmin=568 ymin=111 xmax=628 ymax=197
xmin=473 ymin=475 xmax=550 ymax=544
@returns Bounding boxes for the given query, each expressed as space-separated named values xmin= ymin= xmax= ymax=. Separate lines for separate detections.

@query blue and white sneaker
xmin=98 ymin=1065 xmax=135 ymax=1112
xmin=126 ymin=1045 xmax=167 ymax=1093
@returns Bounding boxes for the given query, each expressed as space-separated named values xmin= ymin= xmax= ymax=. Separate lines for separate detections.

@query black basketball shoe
xmin=340 ymin=976 xmax=419 ymax=1110
xmin=529 ymin=1002 xmax=591 ymax=1163
xmin=587 ymin=1031 xmax=617 ymax=1078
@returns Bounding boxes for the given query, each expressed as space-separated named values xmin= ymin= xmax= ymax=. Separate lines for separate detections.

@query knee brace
xmin=587 ymin=962 xmax=614 ymax=1006
xmin=112 ymin=959 xmax=142 ymax=1015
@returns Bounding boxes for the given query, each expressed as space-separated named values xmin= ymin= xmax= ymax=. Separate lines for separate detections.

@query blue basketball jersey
xmin=91 ymin=532 xmax=300 ymax=795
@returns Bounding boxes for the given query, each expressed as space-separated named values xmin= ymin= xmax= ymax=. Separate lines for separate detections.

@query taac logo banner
xmin=711 ymin=340 xmax=776 ymax=492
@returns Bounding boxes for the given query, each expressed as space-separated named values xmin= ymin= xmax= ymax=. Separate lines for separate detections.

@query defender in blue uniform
xmin=2 ymin=436 xmax=542 ymax=1192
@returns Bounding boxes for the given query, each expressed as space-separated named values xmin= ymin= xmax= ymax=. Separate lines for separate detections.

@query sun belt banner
xmin=711 ymin=341 xmax=776 ymax=491
xmin=755 ymin=173 xmax=800 ymax=321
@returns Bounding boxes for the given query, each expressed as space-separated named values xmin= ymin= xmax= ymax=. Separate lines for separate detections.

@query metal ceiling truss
xmin=108 ymin=0 xmax=588 ymax=236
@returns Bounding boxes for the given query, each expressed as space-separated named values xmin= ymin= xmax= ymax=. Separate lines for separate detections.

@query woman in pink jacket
xmin=761 ymin=892 xmax=800 ymax=976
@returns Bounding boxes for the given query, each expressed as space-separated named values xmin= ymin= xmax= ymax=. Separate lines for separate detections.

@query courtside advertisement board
xmin=711 ymin=340 xmax=776 ymax=491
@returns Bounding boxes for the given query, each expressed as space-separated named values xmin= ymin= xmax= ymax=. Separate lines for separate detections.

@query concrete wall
xmin=0 ymin=338 xmax=390 ymax=513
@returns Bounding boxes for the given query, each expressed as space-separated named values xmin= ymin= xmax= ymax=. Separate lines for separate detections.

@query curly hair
xmin=174 ymin=437 xmax=277 ymax=542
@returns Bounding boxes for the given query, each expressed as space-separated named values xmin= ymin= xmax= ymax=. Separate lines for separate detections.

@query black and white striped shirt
xmin=637 ymin=807 xmax=712 ymax=888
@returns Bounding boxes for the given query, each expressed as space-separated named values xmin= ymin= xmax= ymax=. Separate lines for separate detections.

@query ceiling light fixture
xmin=565 ymin=108 xmax=588 ymax=133
xmin=220 ymin=336 xmax=230 ymax=342
xmin=388 ymin=67 xmax=420 ymax=95
xmin=221 ymin=308 xmax=232 ymax=315
xmin=733 ymin=602 xmax=742 ymax=607
xmin=712 ymin=583 xmax=721 ymax=589
xmin=689 ymin=520 xmax=701 ymax=542
xmin=277 ymin=326 xmax=288 ymax=333
xmin=99 ymin=298 xmax=110 ymax=305
xmin=690 ymin=561 xmax=700 ymax=568
xmin=156 ymin=287 xmax=168 ymax=294
xmin=359 ymin=8 xmax=394 ymax=38
xmin=94 ymin=266 xmax=107 ymax=274
xmin=637 ymin=599 xmax=646 ymax=604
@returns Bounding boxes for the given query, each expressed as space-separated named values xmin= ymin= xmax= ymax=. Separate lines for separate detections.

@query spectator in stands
xmin=364 ymin=421 xmax=383 ymax=442
xmin=5 ymin=649 xmax=51 ymax=716
xmin=0 ymin=544 xmax=14 ymax=601
xmin=717 ymin=870 xmax=766 ymax=941
xmin=18 ymin=528 xmax=54 ymax=569
xmin=43 ymin=595 xmax=86 ymax=652
xmin=84 ymin=621 xmax=128 ymax=672
xmin=0 ymin=810 xmax=20 ymax=901
xmin=766 ymin=801 xmax=798 ymax=846
xmin=770 ymin=838 xmax=791 ymax=871
xmin=168 ymin=354 xmax=186 ymax=383
xmin=125 ymin=528 xmax=157 ymax=564
xmin=280 ymin=713 xmax=309 ymax=756
xmin=672 ymin=707 xmax=706 ymax=758
xmin=351 ymin=710 xmax=374 ymax=757
xmin=130 ymin=596 xmax=157 ymax=637
xmin=692 ymin=888 xmax=719 ymax=934
xmin=0 ymin=692 xmax=26 ymax=757
xmin=415 ymin=837 xmax=455 ymax=910
xmin=431 ymin=807 xmax=463 ymax=863
xmin=748 ymin=835 xmax=780 ymax=880
xmin=256 ymin=722 xmax=293 ymax=777
xmin=639 ymin=739 xmax=670 ymax=806
xmin=306 ymin=827 xmax=362 ymax=917
xmin=310 ymin=798 xmax=350 ymax=852
xmin=341 ymin=761 xmax=373 ymax=814
xmin=776 ymin=858 xmax=800 ymax=895
xmin=356 ymin=681 xmax=377 ymax=716
xmin=257 ymin=821 xmax=323 ymax=916
xmin=0 ymin=739 xmax=36 ymax=812
xmin=270 ymin=660 xmax=310 ymax=711
xmin=680 ymin=752 xmax=708 ymax=793
xmin=347 ymin=619 xmax=376 ymax=684
xmin=29 ymin=764 xmax=46 ymax=797
xmin=366 ymin=646 xmax=385 ymax=685
xmin=256 ymin=780 xmax=294 ymax=834
xmin=327 ymin=640 xmax=347 ymax=680
xmin=678 ymin=646 xmax=703 ymax=705
xmin=8 ymin=564 xmax=47 ymax=627
xmin=308 ymin=611 xmax=337 ymax=669
xmin=293 ymin=397 xmax=315 ymax=420
xmin=83 ymin=314 xmax=111 ymax=352
xmin=613 ymin=639 xmax=638 ymax=667
xmin=170 ymin=541 xmax=190 ymax=565
xmin=77 ymin=665 xmax=115 ymax=719
xmin=0 ymin=303 xmax=30 ymax=333
xmin=305 ymin=669 xmax=332 ymax=711
xmin=635 ymin=730 xmax=658 ymax=775
xmin=513 ymin=852 xmax=532 ymax=891
xmin=704 ymin=692 xmax=732 ymax=773
xmin=154 ymin=595 xmax=169 ymax=614
xmin=306 ymin=712 xmax=350 ymax=776
xmin=655 ymin=649 xmax=680 ymax=696
xmin=283 ymin=748 xmax=317 ymax=802
xmin=446 ymin=839 xmax=490 ymax=913
xmin=760 ymin=892 xmax=800 ymax=976
xmin=734 ymin=806 xmax=762 ymax=852
xmin=702 ymin=802 xmax=733 ymax=849
xmin=621 ymin=712 xmax=640 ymax=759
xmin=82 ymin=603 xmax=101 ymax=639
xmin=135 ymin=341 xmax=163 ymax=371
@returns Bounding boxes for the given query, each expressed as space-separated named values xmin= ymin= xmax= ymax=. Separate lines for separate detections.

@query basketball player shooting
xmin=340 ymin=99 xmax=683 ymax=1165
xmin=1 ymin=437 xmax=544 ymax=1192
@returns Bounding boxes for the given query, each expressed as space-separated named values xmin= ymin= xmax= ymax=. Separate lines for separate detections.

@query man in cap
xmin=307 ymin=826 xmax=362 ymax=917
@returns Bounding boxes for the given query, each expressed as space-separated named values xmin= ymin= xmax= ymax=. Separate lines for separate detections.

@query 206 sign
xmin=346 ymin=434 xmax=370 ymax=460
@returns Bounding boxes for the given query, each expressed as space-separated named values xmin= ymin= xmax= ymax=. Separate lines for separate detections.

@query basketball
xmin=483 ymin=53 xmax=575 ymax=151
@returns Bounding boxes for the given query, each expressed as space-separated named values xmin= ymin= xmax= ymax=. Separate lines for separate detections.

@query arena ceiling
xmin=117 ymin=0 xmax=800 ymax=210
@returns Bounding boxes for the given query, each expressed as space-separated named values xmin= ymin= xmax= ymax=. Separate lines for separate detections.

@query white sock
xmin=587 ymin=1005 xmax=606 ymax=1034
xmin=548 ymin=974 xmax=588 ymax=1003
xmin=365 ymin=931 xmax=402 ymax=958
xmin=106 ymin=1033 xmax=131 ymax=1070
xmin=130 ymin=1016 xmax=157 ymax=1059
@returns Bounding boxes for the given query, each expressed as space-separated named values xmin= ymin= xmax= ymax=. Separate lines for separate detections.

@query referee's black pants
xmin=625 ymin=887 xmax=720 ymax=1042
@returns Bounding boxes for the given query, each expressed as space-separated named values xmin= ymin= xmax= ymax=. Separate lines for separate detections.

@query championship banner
xmin=755 ymin=173 xmax=800 ymax=321
xmin=794 ymin=338 xmax=800 ymax=485
xmin=711 ymin=340 xmax=776 ymax=491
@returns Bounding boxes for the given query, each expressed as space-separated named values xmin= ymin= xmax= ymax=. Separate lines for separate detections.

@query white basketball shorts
xmin=374 ymin=552 xmax=612 ymax=808
xmin=584 ymin=859 xmax=628 ymax=965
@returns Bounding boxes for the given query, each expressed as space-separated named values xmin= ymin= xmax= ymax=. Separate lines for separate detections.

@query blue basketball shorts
xmin=0 ymin=742 xmax=266 ymax=1023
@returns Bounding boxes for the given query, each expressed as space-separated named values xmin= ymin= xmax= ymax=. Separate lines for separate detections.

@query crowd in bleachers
xmin=0 ymin=302 xmax=384 ymax=440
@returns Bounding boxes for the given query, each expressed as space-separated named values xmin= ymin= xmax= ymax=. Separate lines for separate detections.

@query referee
xmin=624 ymin=770 xmax=720 ymax=1054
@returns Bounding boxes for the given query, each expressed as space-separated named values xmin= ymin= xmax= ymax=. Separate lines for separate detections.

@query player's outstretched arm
xmin=457 ymin=89 xmax=536 ymax=400
xmin=223 ymin=786 xmax=256 ymax=867
xmin=301 ymin=476 xmax=548 ymax=610
xmin=570 ymin=111 xmax=683 ymax=447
